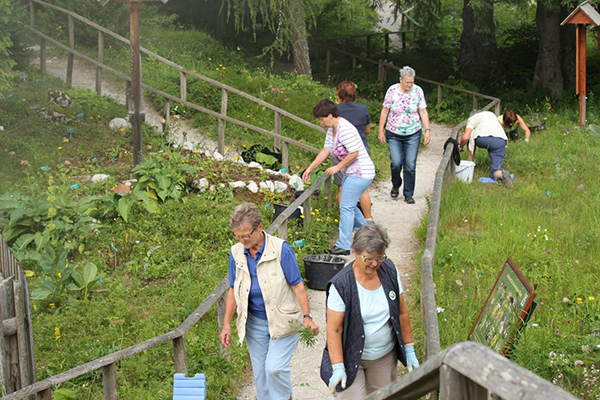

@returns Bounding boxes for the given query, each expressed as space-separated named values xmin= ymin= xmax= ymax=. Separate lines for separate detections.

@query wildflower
xmin=246 ymin=114 xmax=250 ymax=117
xmin=546 ymin=250 xmax=551 ymax=254
xmin=589 ymin=296 xmax=595 ymax=301
xmin=33 ymin=305 xmax=37 ymax=311
xmin=194 ymin=150 xmax=200 ymax=154
xmin=237 ymin=46 xmax=241 ymax=50
xmin=89 ymin=116 xmax=94 ymax=120
xmin=208 ymin=58 xmax=212 ymax=61
xmin=24 ymin=270 xmax=34 ymax=278
xmin=63 ymin=138 xmax=69 ymax=142
xmin=234 ymin=156 xmax=239 ymax=160
xmin=316 ymin=218 xmax=321 ymax=222
xmin=574 ymin=360 xmax=584 ymax=367
xmin=577 ymin=297 xmax=583 ymax=304
xmin=225 ymin=147 xmax=229 ymax=152
xmin=57 ymin=272 xmax=61 ymax=277
xmin=54 ymin=327 xmax=61 ymax=340
xmin=436 ymin=307 xmax=445 ymax=313
xmin=334 ymin=219 xmax=338 ymax=223
xmin=549 ymin=351 xmax=557 ymax=358
xmin=563 ymin=297 xmax=570 ymax=303
xmin=58 ymin=146 xmax=62 ymax=150
xmin=50 ymin=303 xmax=55 ymax=309
xmin=300 ymin=215 xmax=305 ymax=219
xmin=582 ymin=345 xmax=590 ymax=352
xmin=20 ymin=160 xmax=29 ymax=167
xmin=311 ymin=212 xmax=316 ymax=216
xmin=120 ymin=128 xmax=125 ymax=132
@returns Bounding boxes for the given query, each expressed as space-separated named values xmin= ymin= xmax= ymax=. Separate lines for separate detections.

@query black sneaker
xmin=404 ymin=196 xmax=415 ymax=204
xmin=328 ymin=246 xmax=350 ymax=256
xmin=390 ymin=186 xmax=400 ymax=199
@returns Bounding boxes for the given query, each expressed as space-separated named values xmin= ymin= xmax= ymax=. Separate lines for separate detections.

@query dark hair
xmin=336 ymin=81 xmax=357 ymax=103
xmin=313 ymin=99 xmax=339 ymax=118
xmin=503 ymin=110 xmax=517 ymax=126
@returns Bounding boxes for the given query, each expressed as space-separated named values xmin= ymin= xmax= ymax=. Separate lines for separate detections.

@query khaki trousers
xmin=337 ymin=350 xmax=398 ymax=399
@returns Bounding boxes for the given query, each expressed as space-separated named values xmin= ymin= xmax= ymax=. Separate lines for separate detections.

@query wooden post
xmin=281 ymin=141 xmax=289 ymax=171
xmin=352 ymin=57 xmax=356 ymax=70
xmin=102 ymin=363 xmax=118 ymax=400
xmin=39 ymin=39 xmax=46 ymax=75
xmin=302 ymin=196 xmax=311 ymax=226
xmin=326 ymin=49 xmax=331 ymax=76
xmin=218 ymin=88 xmax=228 ymax=155
xmin=277 ymin=219 xmax=288 ymax=241
xmin=324 ymin=176 xmax=332 ymax=210
xmin=384 ymin=33 xmax=389 ymax=58
xmin=40 ymin=388 xmax=52 ymax=400
xmin=495 ymin=101 xmax=501 ymax=117
xmin=29 ymin=1 xmax=34 ymax=26
xmin=0 ymin=278 xmax=10 ymax=395
xmin=173 ymin=336 xmax=188 ymax=375
xmin=472 ymin=94 xmax=478 ymax=111
xmin=439 ymin=364 xmax=488 ymax=399
xmin=180 ymin=71 xmax=187 ymax=102
xmin=216 ymin=292 xmax=229 ymax=359
xmin=577 ymin=24 xmax=587 ymax=126
xmin=66 ymin=15 xmax=75 ymax=87
xmin=274 ymin=111 xmax=281 ymax=152
xmin=437 ymin=85 xmax=442 ymax=114
xmin=163 ymin=99 xmax=170 ymax=134
xmin=96 ymin=31 xmax=104 ymax=96
xmin=13 ymin=281 xmax=31 ymax=391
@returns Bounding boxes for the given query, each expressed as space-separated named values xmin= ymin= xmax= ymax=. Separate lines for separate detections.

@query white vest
xmin=231 ymin=233 xmax=302 ymax=344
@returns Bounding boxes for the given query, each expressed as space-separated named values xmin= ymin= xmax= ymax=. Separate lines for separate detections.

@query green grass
xmin=413 ymin=114 xmax=600 ymax=398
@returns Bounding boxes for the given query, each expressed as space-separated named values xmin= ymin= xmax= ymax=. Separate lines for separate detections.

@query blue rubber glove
xmin=328 ymin=363 xmax=347 ymax=394
xmin=405 ymin=344 xmax=420 ymax=371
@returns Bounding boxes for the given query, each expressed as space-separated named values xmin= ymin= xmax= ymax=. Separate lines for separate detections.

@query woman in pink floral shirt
xmin=378 ymin=66 xmax=431 ymax=204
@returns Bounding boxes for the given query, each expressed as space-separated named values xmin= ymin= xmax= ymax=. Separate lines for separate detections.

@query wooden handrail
xmin=29 ymin=0 xmax=325 ymax=135
xmin=364 ymin=342 xmax=579 ymax=400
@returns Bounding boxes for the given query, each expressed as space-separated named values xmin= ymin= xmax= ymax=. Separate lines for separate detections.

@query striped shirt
xmin=324 ymin=117 xmax=375 ymax=180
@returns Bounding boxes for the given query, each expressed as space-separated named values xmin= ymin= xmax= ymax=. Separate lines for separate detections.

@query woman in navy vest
xmin=320 ymin=224 xmax=420 ymax=397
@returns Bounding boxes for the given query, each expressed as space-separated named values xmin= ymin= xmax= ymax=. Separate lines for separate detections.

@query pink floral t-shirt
xmin=382 ymin=83 xmax=427 ymax=136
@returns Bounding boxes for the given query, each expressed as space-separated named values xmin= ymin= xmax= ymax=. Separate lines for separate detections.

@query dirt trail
xmin=35 ymin=52 xmax=451 ymax=400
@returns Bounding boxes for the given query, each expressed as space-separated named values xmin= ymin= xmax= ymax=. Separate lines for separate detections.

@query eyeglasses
xmin=234 ymin=227 xmax=257 ymax=241
xmin=360 ymin=254 xmax=387 ymax=264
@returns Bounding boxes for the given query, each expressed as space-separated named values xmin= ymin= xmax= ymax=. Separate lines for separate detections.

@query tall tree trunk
xmin=288 ymin=0 xmax=312 ymax=76
xmin=458 ymin=0 xmax=498 ymax=89
xmin=533 ymin=0 xmax=564 ymax=98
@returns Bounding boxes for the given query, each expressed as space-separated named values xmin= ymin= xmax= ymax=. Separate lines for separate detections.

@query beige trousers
xmin=336 ymin=350 xmax=398 ymax=399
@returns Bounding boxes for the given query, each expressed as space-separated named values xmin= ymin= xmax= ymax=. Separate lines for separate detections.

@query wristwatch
xmin=303 ymin=313 xmax=313 ymax=319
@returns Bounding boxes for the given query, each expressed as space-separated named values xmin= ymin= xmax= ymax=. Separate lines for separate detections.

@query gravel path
xmin=35 ymin=51 xmax=451 ymax=400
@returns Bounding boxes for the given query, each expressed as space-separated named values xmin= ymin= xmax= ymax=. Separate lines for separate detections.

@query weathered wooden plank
xmin=443 ymin=342 xmax=579 ymax=400
xmin=273 ymin=111 xmax=281 ymax=153
xmin=19 ymin=272 xmax=36 ymax=386
xmin=172 ymin=336 xmax=187 ymax=375
xmin=96 ymin=31 xmax=103 ymax=96
xmin=439 ymin=364 xmax=487 ymax=400
xmin=277 ymin=219 xmax=288 ymax=241
xmin=102 ymin=363 xmax=117 ymax=400
xmin=217 ymin=88 xmax=227 ymax=155
xmin=364 ymin=347 xmax=446 ymax=400
xmin=281 ymin=142 xmax=289 ymax=172
xmin=13 ymin=281 xmax=31 ymax=391
xmin=0 ymin=278 xmax=12 ymax=395
xmin=179 ymin=71 xmax=187 ymax=102
xmin=66 ymin=15 xmax=74 ymax=87
xmin=4 ymin=278 xmax=18 ymax=394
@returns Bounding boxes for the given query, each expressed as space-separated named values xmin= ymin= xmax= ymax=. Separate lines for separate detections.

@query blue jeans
xmin=474 ymin=136 xmax=507 ymax=178
xmin=336 ymin=176 xmax=373 ymax=250
xmin=386 ymin=130 xmax=422 ymax=197
xmin=245 ymin=313 xmax=300 ymax=400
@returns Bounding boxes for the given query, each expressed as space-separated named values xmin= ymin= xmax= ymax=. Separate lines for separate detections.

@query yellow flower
xmin=33 ymin=305 xmax=37 ymax=311
xmin=57 ymin=272 xmax=61 ymax=277
xmin=334 ymin=219 xmax=339 ymax=223
xmin=300 ymin=215 xmax=305 ymax=219
xmin=22 ymin=98 xmax=26 ymax=102
xmin=25 ymin=270 xmax=34 ymax=278
xmin=194 ymin=150 xmax=200 ymax=154
xmin=246 ymin=114 xmax=250 ymax=117
xmin=63 ymin=138 xmax=69 ymax=142
xmin=54 ymin=327 xmax=61 ymax=341
xmin=89 ymin=116 xmax=94 ymax=120
xmin=50 ymin=303 xmax=55 ymax=309
xmin=216 ymin=68 xmax=219 ymax=71
xmin=589 ymin=296 xmax=595 ymax=301
xmin=311 ymin=211 xmax=316 ymax=216
xmin=58 ymin=146 xmax=62 ymax=150
xmin=316 ymin=218 xmax=321 ymax=222
xmin=234 ymin=155 xmax=239 ymax=160
xmin=577 ymin=297 xmax=582 ymax=302
xmin=237 ymin=46 xmax=241 ymax=50
xmin=208 ymin=57 xmax=212 ymax=61
xmin=225 ymin=147 xmax=229 ymax=152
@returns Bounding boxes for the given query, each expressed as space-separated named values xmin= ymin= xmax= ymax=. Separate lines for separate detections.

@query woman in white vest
xmin=219 ymin=203 xmax=319 ymax=400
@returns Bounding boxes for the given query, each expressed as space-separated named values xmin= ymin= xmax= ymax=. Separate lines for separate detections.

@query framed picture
xmin=468 ymin=258 xmax=536 ymax=355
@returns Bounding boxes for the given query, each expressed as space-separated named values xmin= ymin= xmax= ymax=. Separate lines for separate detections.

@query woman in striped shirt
xmin=303 ymin=99 xmax=375 ymax=255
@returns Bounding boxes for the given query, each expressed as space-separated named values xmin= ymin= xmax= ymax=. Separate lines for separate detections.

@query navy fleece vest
xmin=320 ymin=259 xmax=407 ymax=392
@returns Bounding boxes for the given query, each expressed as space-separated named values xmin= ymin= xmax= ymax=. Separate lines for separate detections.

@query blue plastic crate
xmin=173 ymin=373 xmax=206 ymax=400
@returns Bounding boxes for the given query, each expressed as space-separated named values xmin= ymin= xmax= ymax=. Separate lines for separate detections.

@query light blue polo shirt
xmin=229 ymin=232 xmax=302 ymax=320
xmin=327 ymin=272 xmax=403 ymax=360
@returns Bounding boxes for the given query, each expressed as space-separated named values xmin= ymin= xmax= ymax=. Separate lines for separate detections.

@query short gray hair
xmin=400 ymin=66 xmax=416 ymax=78
xmin=229 ymin=203 xmax=262 ymax=230
xmin=351 ymin=224 xmax=390 ymax=255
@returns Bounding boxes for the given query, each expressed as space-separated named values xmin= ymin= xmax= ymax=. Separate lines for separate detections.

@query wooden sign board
xmin=468 ymin=258 xmax=536 ymax=355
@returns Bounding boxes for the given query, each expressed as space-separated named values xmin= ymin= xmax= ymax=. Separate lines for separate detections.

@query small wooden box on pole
xmin=561 ymin=1 xmax=600 ymax=127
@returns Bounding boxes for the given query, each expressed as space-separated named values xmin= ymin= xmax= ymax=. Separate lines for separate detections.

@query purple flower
xmin=546 ymin=250 xmax=551 ymax=254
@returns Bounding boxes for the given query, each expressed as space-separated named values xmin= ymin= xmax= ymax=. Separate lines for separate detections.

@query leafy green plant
xmin=131 ymin=152 xmax=197 ymax=202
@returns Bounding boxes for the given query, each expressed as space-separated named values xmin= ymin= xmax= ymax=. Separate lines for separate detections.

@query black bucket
xmin=303 ymin=254 xmax=347 ymax=290
xmin=273 ymin=203 xmax=303 ymax=225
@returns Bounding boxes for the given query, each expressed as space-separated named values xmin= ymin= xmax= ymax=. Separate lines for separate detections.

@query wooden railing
xmin=312 ymin=43 xmax=502 ymax=114
xmin=312 ymin=29 xmax=417 ymax=58
xmin=25 ymin=0 xmax=326 ymax=175
xmin=364 ymin=342 xmax=578 ymax=400
xmin=0 ymin=172 xmax=330 ymax=400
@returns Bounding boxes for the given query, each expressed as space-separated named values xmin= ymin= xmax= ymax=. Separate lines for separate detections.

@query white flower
xmin=574 ymin=360 xmax=584 ymax=367
xmin=549 ymin=351 xmax=557 ymax=358
xmin=436 ymin=307 xmax=445 ymax=313
xmin=582 ymin=345 xmax=590 ymax=352
xmin=563 ymin=297 xmax=570 ymax=303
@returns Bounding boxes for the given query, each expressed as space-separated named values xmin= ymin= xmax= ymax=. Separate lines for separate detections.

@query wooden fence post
xmin=277 ymin=219 xmax=288 ymax=241
xmin=180 ymin=71 xmax=187 ymax=102
xmin=0 ymin=277 xmax=10 ymax=395
xmin=173 ymin=336 xmax=188 ymax=375
xmin=102 ymin=362 xmax=118 ymax=400
xmin=274 ymin=111 xmax=281 ymax=152
xmin=218 ymin=88 xmax=228 ymax=155
xmin=325 ymin=49 xmax=331 ymax=76
xmin=29 ymin=1 xmax=34 ymax=26
xmin=437 ymin=85 xmax=443 ymax=114
xmin=216 ymin=292 xmax=229 ymax=360
xmin=281 ymin=141 xmax=289 ymax=171
xmin=495 ymin=101 xmax=501 ymax=116
xmin=96 ymin=31 xmax=104 ymax=96
xmin=439 ymin=364 xmax=488 ymax=400
xmin=302 ymin=196 xmax=311 ymax=226
xmin=39 ymin=39 xmax=46 ymax=75
xmin=324 ymin=176 xmax=332 ymax=210
xmin=472 ymin=94 xmax=478 ymax=111
xmin=40 ymin=388 xmax=52 ymax=400
xmin=163 ymin=99 xmax=170 ymax=134
xmin=66 ymin=15 xmax=74 ymax=87
xmin=13 ymin=281 xmax=31 ymax=392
